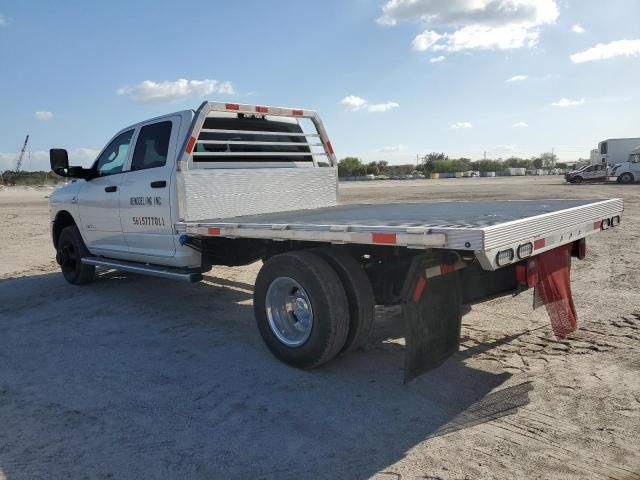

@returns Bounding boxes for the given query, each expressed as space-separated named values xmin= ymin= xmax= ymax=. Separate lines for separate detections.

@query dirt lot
xmin=1 ymin=177 xmax=639 ymax=480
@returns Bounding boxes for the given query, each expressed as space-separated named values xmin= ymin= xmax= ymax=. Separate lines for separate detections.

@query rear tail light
xmin=517 ymin=242 xmax=533 ymax=259
xmin=496 ymin=248 xmax=515 ymax=267
xmin=516 ymin=258 xmax=538 ymax=288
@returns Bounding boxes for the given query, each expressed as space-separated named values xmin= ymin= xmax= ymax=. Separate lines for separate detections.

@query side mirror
xmin=50 ymin=149 xmax=69 ymax=175
xmin=50 ymin=149 xmax=95 ymax=179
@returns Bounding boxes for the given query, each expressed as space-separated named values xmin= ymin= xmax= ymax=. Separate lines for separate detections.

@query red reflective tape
xmin=292 ymin=109 xmax=304 ymax=116
xmin=413 ymin=276 xmax=426 ymax=304
xmin=534 ymin=238 xmax=546 ymax=250
xmin=440 ymin=263 xmax=455 ymax=274
xmin=326 ymin=141 xmax=334 ymax=155
xmin=207 ymin=227 xmax=221 ymax=236
xmin=593 ymin=220 xmax=602 ymax=230
xmin=226 ymin=103 xmax=240 ymax=110
xmin=255 ymin=106 xmax=268 ymax=113
xmin=185 ymin=136 xmax=197 ymax=154
xmin=372 ymin=233 xmax=397 ymax=245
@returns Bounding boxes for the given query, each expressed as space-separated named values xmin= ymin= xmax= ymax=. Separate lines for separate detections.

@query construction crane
xmin=15 ymin=135 xmax=29 ymax=172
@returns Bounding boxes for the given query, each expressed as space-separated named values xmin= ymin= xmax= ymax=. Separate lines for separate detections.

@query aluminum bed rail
xmin=177 ymin=198 xmax=624 ymax=270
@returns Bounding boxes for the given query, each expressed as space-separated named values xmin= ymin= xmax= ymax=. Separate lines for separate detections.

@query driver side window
xmin=95 ymin=130 xmax=134 ymax=176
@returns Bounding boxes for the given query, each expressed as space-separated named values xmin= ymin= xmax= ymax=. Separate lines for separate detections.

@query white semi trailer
xmin=48 ymin=101 xmax=624 ymax=381
xmin=596 ymin=137 xmax=640 ymax=166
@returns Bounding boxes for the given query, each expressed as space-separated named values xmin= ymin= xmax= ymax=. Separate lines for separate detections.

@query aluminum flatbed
xmin=180 ymin=198 xmax=623 ymax=270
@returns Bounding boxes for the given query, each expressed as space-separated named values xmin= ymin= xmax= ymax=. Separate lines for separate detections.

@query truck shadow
xmin=0 ymin=270 xmax=530 ymax=480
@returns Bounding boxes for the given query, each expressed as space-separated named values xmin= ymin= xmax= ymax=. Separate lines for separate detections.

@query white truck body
xmin=48 ymin=101 xmax=625 ymax=380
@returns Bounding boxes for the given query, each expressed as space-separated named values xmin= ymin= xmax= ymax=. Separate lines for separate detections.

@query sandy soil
xmin=0 ymin=177 xmax=639 ymax=480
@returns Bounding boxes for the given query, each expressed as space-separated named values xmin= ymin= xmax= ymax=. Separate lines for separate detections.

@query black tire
xmin=619 ymin=172 xmax=634 ymax=184
xmin=313 ymin=246 xmax=375 ymax=352
xmin=253 ymin=250 xmax=349 ymax=368
xmin=572 ymin=176 xmax=583 ymax=184
xmin=56 ymin=226 xmax=95 ymax=285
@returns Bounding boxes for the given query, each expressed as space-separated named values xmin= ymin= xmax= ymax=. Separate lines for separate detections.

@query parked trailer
xmin=48 ymin=101 xmax=624 ymax=381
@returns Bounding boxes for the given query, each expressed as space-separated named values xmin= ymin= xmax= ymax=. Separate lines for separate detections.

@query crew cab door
xmin=77 ymin=129 xmax=134 ymax=253
xmin=582 ymin=164 xmax=606 ymax=181
xmin=119 ymin=117 xmax=180 ymax=257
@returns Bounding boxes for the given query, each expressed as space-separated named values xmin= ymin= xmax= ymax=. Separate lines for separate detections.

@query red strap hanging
xmin=535 ymin=244 xmax=578 ymax=338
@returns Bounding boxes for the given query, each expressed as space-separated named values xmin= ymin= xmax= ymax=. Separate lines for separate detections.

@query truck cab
xmin=611 ymin=147 xmax=640 ymax=184
xmin=49 ymin=110 xmax=202 ymax=268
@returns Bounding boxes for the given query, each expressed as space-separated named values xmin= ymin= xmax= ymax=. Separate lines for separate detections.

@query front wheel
xmin=56 ymin=226 xmax=95 ymax=285
xmin=571 ymin=176 xmax=583 ymax=184
xmin=618 ymin=172 xmax=634 ymax=184
xmin=253 ymin=250 xmax=349 ymax=368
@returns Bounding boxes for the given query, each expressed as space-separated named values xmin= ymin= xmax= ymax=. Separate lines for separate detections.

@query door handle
xmin=105 ymin=186 xmax=117 ymax=192
xmin=150 ymin=180 xmax=167 ymax=188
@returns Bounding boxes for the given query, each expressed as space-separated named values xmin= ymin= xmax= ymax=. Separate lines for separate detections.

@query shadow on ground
xmin=0 ymin=271 xmax=531 ymax=479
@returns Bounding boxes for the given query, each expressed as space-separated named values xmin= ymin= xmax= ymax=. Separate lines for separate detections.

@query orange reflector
xmin=226 ymin=103 xmax=240 ymax=110
xmin=534 ymin=238 xmax=546 ymax=250
xmin=593 ymin=220 xmax=602 ymax=230
xmin=326 ymin=141 xmax=334 ymax=155
xmin=185 ymin=136 xmax=197 ymax=154
xmin=207 ymin=227 xmax=221 ymax=236
xmin=413 ymin=276 xmax=426 ymax=303
xmin=292 ymin=109 xmax=304 ymax=116
xmin=372 ymin=233 xmax=397 ymax=245
xmin=255 ymin=106 xmax=268 ymax=113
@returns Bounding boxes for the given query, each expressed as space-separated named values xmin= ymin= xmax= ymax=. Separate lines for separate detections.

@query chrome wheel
xmin=265 ymin=277 xmax=314 ymax=347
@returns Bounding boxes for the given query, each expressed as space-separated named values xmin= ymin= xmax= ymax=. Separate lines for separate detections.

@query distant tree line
xmin=338 ymin=152 xmax=568 ymax=177
xmin=1 ymin=170 xmax=63 ymax=186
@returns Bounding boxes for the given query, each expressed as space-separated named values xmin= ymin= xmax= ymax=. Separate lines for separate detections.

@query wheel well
xmin=53 ymin=211 xmax=77 ymax=249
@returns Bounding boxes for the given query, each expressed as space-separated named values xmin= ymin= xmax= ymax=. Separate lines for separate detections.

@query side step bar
xmin=81 ymin=257 xmax=203 ymax=283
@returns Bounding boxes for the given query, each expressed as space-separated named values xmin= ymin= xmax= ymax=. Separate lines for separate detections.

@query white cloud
xmin=451 ymin=121 xmax=473 ymax=129
xmin=571 ymin=24 xmax=585 ymax=34
xmin=116 ymin=78 xmax=234 ymax=103
xmin=570 ymin=39 xmax=640 ymax=63
xmin=376 ymin=144 xmax=409 ymax=153
xmin=380 ymin=0 xmax=558 ymax=53
xmin=341 ymin=96 xmax=399 ymax=113
xmin=379 ymin=0 xmax=558 ymax=27
xmin=341 ymin=95 xmax=367 ymax=111
xmin=429 ymin=55 xmax=446 ymax=63
xmin=551 ymin=97 xmax=585 ymax=107
xmin=506 ymin=75 xmax=528 ymax=82
xmin=34 ymin=111 xmax=53 ymax=120
xmin=512 ymin=121 xmax=528 ymax=128
xmin=412 ymin=30 xmax=442 ymax=51
xmin=0 ymin=148 xmax=99 ymax=172
xmin=367 ymin=101 xmax=399 ymax=112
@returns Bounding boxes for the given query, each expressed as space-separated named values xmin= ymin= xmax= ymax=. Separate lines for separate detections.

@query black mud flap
xmin=401 ymin=256 xmax=463 ymax=383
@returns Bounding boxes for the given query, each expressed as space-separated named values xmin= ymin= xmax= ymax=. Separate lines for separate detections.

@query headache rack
xmin=179 ymin=101 xmax=338 ymax=169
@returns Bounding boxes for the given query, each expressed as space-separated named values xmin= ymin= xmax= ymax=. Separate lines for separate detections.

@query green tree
xmin=421 ymin=152 xmax=449 ymax=173
xmin=337 ymin=157 xmax=364 ymax=177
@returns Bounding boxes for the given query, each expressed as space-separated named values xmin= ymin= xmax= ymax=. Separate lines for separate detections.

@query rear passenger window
xmin=131 ymin=121 xmax=172 ymax=171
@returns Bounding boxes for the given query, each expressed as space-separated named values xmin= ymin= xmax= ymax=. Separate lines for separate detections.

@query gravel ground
xmin=0 ymin=177 xmax=639 ymax=480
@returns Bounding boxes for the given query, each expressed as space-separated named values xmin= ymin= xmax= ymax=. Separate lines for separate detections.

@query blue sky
xmin=1 ymin=0 xmax=639 ymax=170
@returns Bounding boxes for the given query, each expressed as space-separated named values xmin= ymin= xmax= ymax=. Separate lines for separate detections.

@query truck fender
xmin=52 ymin=210 xmax=80 ymax=249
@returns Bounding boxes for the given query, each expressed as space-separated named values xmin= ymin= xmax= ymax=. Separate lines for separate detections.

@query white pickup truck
xmin=49 ymin=101 xmax=624 ymax=381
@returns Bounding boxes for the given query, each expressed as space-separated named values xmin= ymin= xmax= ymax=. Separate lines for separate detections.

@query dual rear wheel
xmin=253 ymin=248 xmax=375 ymax=369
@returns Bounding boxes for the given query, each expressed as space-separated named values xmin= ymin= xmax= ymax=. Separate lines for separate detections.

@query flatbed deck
xmin=179 ymin=198 xmax=623 ymax=269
